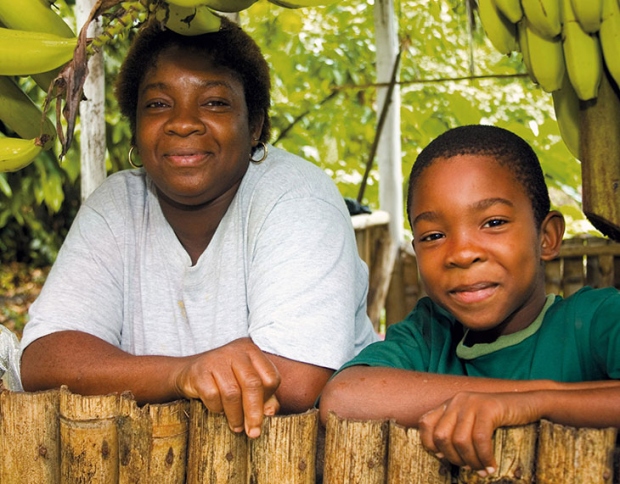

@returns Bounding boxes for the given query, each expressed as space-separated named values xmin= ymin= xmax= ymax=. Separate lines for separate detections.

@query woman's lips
xmin=449 ymin=282 xmax=498 ymax=304
xmin=165 ymin=151 xmax=208 ymax=166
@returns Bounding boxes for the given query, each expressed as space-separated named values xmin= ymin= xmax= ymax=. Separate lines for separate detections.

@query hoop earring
xmin=250 ymin=141 xmax=268 ymax=164
xmin=128 ymin=146 xmax=143 ymax=168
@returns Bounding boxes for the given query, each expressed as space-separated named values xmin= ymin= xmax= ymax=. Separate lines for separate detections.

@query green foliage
xmin=0 ymin=0 xmax=597 ymax=267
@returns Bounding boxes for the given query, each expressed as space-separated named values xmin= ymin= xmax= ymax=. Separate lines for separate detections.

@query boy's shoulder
xmin=545 ymin=286 xmax=620 ymax=323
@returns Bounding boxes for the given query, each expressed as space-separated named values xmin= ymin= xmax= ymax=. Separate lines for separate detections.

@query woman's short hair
xmin=115 ymin=15 xmax=271 ymax=150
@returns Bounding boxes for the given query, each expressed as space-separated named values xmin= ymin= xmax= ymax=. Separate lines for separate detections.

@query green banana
xmin=600 ymin=0 xmax=620 ymax=90
xmin=552 ymin=75 xmax=580 ymax=159
xmin=517 ymin=19 xmax=538 ymax=83
xmin=494 ymin=0 xmax=523 ymax=23
xmin=524 ymin=19 xmax=565 ymax=92
xmin=0 ymin=28 xmax=77 ymax=76
xmin=202 ymin=0 xmax=257 ymax=12
xmin=0 ymin=76 xmax=55 ymax=150
xmin=478 ymin=0 xmax=517 ymax=55
xmin=570 ymin=0 xmax=603 ymax=33
xmin=561 ymin=0 xmax=603 ymax=100
xmin=521 ymin=0 xmax=561 ymax=39
xmin=155 ymin=3 xmax=222 ymax=36
xmin=0 ymin=0 xmax=74 ymax=38
xmin=267 ymin=0 xmax=340 ymax=7
xmin=0 ymin=136 xmax=44 ymax=173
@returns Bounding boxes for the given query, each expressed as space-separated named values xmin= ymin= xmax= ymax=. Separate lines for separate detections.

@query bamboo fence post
xmin=248 ymin=409 xmax=318 ymax=484
xmin=186 ymin=399 xmax=247 ymax=484
xmin=0 ymin=389 xmax=61 ymax=483
xmin=59 ymin=387 xmax=120 ymax=483
xmin=457 ymin=424 xmax=537 ymax=484
xmin=536 ymin=419 xmax=617 ymax=484
xmin=562 ymin=237 xmax=586 ymax=297
xmin=147 ymin=399 xmax=189 ymax=482
xmin=585 ymin=237 xmax=615 ymax=288
xmin=118 ymin=394 xmax=151 ymax=484
xmin=323 ymin=412 xmax=389 ymax=484
xmin=387 ymin=421 xmax=451 ymax=484
xmin=544 ymin=254 xmax=562 ymax=296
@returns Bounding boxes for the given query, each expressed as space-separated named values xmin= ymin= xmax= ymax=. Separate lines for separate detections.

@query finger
xmin=429 ymin=407 xmax=469 ymax=467
xmin=470 ymin=416 xmax=498 ymax=475
xmin=231 ymin=360 xmax=266 ymax=439
xmin=248 ymin=349 xmax=281 ymax=397
xmin=448 ymin=411 xmax=486 ymax=471
xmin=212 ymin=369 xmax=246 ymax=434
xmin=263 ymin=393 xmax=280 ymax=416
xmin=418 ymin=405 xmax=446 ymax=455
xmin=192 ymin=372 xmax=225 ymax=415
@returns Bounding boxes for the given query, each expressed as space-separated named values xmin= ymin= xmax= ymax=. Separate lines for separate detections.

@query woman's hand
xmin=417 ymin=391 xmax=541 ymax=476
xmin=172 ymin=337 xmax=281 ymax=438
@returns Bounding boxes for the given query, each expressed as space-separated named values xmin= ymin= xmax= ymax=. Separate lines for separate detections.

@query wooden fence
xmin=0 ymin=386 xmax=617 ymax=483
xmin=352 ymin=213 xmax=620 ymax=328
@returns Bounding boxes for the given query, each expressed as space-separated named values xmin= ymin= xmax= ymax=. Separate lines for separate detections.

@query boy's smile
xmin=410 ymin=154 xmax=555 ymax=342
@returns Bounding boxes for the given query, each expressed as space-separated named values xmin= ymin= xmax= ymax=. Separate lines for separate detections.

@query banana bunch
xmin=478 ymin=0 xmax=620 ymax=159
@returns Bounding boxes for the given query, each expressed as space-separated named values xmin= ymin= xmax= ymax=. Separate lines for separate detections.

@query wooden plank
xmin=323 ymin=412 xmax=388 ymax=484
xmin=387 ymin=422 xmax=451 ymax=484
xmin=562 ymin=238 xmax=585 ymax=297
xmin=248 ymin=410 xmax=318 ymax=484
xmin=0 ymin=389 xmax=60 ymax=483
xmin=148 ymin=400 xmax=188 ymax=483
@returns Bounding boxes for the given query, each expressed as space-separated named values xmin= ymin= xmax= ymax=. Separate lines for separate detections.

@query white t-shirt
xmin=22 ymin=146 xmax=378 ymax=370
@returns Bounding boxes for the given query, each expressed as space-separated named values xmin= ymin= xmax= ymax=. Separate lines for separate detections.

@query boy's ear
xmin=540 ymin=210 xmax=565 ymax=261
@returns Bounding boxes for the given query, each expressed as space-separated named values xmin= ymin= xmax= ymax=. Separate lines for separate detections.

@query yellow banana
xmin=267 ymin=0 xmax=339 ymax=7
xmin=478 ymin=0 xmax=517 ymax=55
xmin=561 ymin=0 xmax=603 ymax=100
xmin=0 ymin=28 xmax=77 ymax=76
xmin=517 ymin=19 xmax=538 ymax=83
xmin=524 ymin=19 xmax=565 ymax=92
xmin=201 ymin=0 xmax=257 ymax=12
xmin=155 ymin=3 xmax=222 ymax=36
xmin=494 ymin=0 xmax=523 ymax=23
xmin=0 ymin=136 xmax=44 ymax=173
xmin=600 ymin=0 xmax=620 ymax=90
xmin=552 ymin=75 xmax=581 ymax=159
xmin=0 ymin=76 xmax=55 ymax=150
xmin=521 ymin=0 xmax=561 ymax=38
xmin=0 ymin=0 xmax=74 ymax=38
xmin=570 ymin=0 xmax=603 ymax=33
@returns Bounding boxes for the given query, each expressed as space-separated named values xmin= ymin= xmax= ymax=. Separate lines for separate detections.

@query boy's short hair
xmin=406 ymin=125 xmax=550 ymax=228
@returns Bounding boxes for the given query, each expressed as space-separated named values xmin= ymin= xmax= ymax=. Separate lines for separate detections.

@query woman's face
xmin=135 ymin=45 xmax=261 ymax=208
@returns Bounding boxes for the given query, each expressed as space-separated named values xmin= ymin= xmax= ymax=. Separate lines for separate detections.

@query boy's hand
xmin=172 ymin=337 xmax=281 ymax=438
xmin=418 ymin=391 xmax=541 ymax=476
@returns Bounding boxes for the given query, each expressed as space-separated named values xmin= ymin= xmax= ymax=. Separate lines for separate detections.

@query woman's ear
xmin=540 ymin=210 xmax=565 ymax=261
xmin=251 ymin=114 xmax=265 ymax=143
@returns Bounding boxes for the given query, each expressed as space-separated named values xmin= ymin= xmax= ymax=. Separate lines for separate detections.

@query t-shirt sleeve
xmin=247 ymin=195 xmax=372 ymax=370
xmin=21 ymin=203 xmax=124 ymax=351
xmin=588 ymin=287 xmax=620 ymax=380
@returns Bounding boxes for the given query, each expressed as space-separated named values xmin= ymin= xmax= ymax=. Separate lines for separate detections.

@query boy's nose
xmin=445 ymin=233 xmax=485 ymax=268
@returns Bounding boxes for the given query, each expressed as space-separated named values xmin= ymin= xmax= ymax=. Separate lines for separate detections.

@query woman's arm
xmin=21 ymin=331 xmax=280 ymax=438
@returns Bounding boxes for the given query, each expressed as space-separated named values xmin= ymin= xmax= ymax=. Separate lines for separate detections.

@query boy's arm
xmin=319 ymin=365 xmax=620 ymax=473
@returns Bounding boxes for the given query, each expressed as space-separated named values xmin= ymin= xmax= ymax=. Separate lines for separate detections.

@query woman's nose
xmin=164 ymin=107 xmax=206 ymax=136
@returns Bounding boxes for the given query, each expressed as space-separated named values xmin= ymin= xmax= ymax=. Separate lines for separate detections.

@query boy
xmin=319 ymin=125 xmax=620 ymax=477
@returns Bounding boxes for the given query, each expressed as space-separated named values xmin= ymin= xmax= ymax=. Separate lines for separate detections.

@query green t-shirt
xmin=340 ymin=286 xmax=620 ymax=382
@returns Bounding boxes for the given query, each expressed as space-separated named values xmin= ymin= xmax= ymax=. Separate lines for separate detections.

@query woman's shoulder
xmin=83 ymin=169 xmax=149 ymax=211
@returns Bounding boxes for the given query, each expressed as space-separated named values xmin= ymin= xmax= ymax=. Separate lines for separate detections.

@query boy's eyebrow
xmin=412 ymin=197 xmax=514 ymax=226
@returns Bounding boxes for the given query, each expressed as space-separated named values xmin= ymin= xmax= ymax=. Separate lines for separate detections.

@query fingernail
xmin=477 ymin=469 xmax=488 ymax=478
xmin=232 ymin=426 xmax=243 ymax=433
xmin=247 ymin=427 xmax=261 ymax=439
xmin=435 ymin=453 xmax=444 ymax=459
xmin=486 ymin=467 xmax=496 ymax=475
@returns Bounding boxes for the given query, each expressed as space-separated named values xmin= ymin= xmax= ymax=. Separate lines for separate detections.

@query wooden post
xmin=0 ymin=389 xmax=61 ymax=483
xmin=562 ymin=237 xmax=585 ymax=297
xmin=536 ymin=419 xmax=617 ymax=484
xmin=544 ymin=255 xmax=562 ymax=296
xmin=148 ymin=400 xmax=189 ymax=482
xmin=580 ymin=70 xmax=620 ymax=241
xmin=186 ymin=400 xmax=247 ymax=484
xmin=59 ymin=387 xmax=120 ymax=483
xmin=458 ymin=424 xmax=537 ymax=483
xmin=387 ymin=421 xmax=451 ymax=484
xmin=323 ymin=412 xmax=388 ymax=484
xmin=248 ymin=410 xmax=318 ymax=484
xmin=118 ymin=394 xmax=151 ymax=484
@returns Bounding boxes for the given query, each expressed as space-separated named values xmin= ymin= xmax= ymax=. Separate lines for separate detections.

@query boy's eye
xmin=419 ymin=232 xmax=444 ymax=242
xmin=484 ymin=218 xmax=507 ymax=228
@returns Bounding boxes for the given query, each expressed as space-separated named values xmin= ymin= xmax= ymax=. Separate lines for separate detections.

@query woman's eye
xmin=145 ymin=100 xmax=168 ymax=109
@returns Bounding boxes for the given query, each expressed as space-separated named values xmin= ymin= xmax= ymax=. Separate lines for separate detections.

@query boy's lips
xmin=449 ymin=282 xmax=498 ymax=304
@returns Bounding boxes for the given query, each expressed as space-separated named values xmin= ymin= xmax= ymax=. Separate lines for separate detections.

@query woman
xmin=20 ymin=16 xmax=377 ymax=439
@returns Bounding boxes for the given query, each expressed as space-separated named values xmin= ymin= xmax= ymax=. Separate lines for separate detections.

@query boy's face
xmin=410 ymin=154 xmax=549 ymax=340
